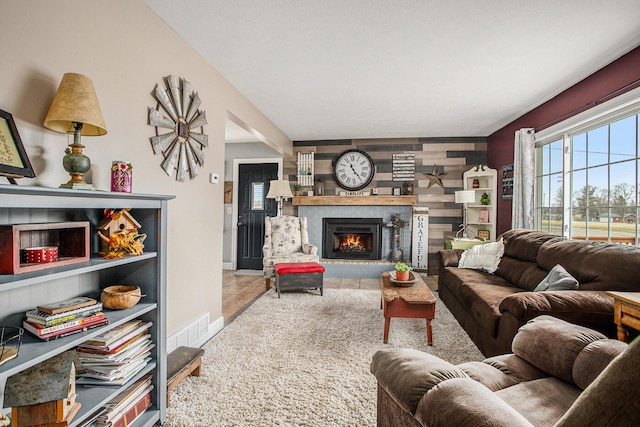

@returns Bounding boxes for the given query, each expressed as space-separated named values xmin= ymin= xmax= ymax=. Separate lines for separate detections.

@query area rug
xmin=165 ymin=288 xmax=483 ymax=426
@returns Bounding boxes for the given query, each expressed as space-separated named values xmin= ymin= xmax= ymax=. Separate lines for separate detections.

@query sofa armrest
xmin=302 ymin=243 xmax=318 ymax=255
xmin=415 ymin=378 xmax=534 ymax=427
xmin=438 ymin=249 xmax=463 ymax=268
xmin=370 ymin=348 xmax=468 ymax=415
xmin=262 ymin=244 xmax=271 ymax=258
xmin=499 ymin=290 xmax=613 ymax=322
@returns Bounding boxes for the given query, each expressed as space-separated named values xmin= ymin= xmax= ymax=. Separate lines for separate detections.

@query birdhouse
xmin=97 ymin=209 xmax=142 ymax=254
xmin=4 ymin=350 xmax=81 ymax=427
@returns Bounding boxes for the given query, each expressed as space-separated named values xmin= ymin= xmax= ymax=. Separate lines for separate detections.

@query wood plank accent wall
xmin=284 ymin=137 xmax=488 ymax=273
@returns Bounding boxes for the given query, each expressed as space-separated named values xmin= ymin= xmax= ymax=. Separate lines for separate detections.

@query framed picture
xmin=479 ymin=209 xmax=490 ymax=223
xmin=0 ymin=110 xmax=35 ymax=180
xmin=392 ymin=187 xmax=402 ymax=196
xmin=224 ymin=181 xmax=233 ymax=203
xmin=502 ymin=164 xmax=514 ymax=200
xmin=477 ymin=230 xmax=490 ymax=240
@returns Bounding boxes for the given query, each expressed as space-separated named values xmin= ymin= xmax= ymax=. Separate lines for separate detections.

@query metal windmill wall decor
xmin=148 ymin=75 xmax=208 ymax=181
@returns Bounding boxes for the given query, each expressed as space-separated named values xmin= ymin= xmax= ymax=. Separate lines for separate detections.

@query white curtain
xmin=512 ymin=128 xmax=535 ymax=229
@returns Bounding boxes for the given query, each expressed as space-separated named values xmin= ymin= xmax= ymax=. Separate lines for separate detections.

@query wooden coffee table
xmin=381 ymin=271 xmax=436 ymax=345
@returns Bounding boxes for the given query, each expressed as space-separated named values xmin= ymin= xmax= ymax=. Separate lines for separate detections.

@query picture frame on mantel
xmin=0 ymin=109 xmax=36 ymax=182
xmin=392 ymin=187 xmax=402 ymax=196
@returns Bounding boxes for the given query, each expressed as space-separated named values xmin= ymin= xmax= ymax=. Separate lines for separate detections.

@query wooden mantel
xmin=293 ymin=195 xmax=417 ymax=206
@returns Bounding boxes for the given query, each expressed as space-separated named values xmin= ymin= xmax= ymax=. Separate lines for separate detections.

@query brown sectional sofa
xmin=370 ymin=315 xmax=640 ymax=427
xmin=438 ymin=228 xmax=640 ymax=356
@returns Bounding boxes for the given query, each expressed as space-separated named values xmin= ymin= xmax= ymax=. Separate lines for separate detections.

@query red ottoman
xmin=274 ymin=262 xmax=325 ymax=298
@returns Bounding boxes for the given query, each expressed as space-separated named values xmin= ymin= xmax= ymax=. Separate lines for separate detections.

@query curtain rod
xmin=530 ymin=78 xmax=640 ymax=133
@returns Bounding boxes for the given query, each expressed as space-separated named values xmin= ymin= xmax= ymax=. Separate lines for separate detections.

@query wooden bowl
xmin=100 ymin=285 xmax=142 ymax=310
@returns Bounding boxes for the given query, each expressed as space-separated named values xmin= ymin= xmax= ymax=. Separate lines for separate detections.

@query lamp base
xmin=59 ymin=180 xmax=95 ymax=190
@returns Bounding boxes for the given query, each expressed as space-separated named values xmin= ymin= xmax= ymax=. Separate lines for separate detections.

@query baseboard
xmin=222 ymin=262 xmax=233 ymax=270
xmin=167 ymin=313 xmax=225 ymax=353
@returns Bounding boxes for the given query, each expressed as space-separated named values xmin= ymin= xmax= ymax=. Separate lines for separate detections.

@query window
xmin=535 ymin=93 xmax=640 ymax=246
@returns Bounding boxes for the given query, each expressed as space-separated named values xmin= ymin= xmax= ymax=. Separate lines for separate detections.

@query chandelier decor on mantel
xmin=148 ymin=75 xmax=208 ymax=181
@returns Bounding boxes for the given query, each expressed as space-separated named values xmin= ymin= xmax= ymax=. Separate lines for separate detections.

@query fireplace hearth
xmin=323 ymin=218 xmax=383 ymax=260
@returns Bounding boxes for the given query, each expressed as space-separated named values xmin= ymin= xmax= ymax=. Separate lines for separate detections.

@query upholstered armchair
xmin=262 ymin=215 xmax=319 ymax=290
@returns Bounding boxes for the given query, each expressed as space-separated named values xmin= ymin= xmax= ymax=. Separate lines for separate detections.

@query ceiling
xmin=145 ymin=0 xmax=640 ymax=143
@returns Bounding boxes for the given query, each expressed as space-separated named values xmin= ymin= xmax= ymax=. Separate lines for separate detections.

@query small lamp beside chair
xmin=266 ymin=180 xmax=294 ymax=215
xmin=455 ymin=190 xmax=476 ymax=239
xmin=43 ymin=73 xmax=107 ymax=190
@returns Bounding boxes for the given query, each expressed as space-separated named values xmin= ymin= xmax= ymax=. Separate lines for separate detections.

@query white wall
xmin=0 ymin=0 xmax=292 ymax=338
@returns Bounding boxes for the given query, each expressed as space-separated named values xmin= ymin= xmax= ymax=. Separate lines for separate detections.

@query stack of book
xmin=76 ymin=320 xmax=154 ymax=386
xmin=95 ymin=375 xmax=154 ymax=427
xmin=23 ymin=296 xmax=108 ymax=341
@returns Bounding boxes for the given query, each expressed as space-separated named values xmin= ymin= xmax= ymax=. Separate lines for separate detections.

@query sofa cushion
xmin=416 ymin=378 xmax=534 ymax=427
xmin=533 ymin=264 xmax=578 ymax=292
xmin=500 ymin=229 xmax=564 ymax=262
xmin=483 ymin=354 xmax=548 ymax=383
xmin=495 ymin=258 xmax=548 ymax=291
xmin=457 ymin=361 xmax=522 ymax=391
xmin=495 ymin=377 xmax=581 ymax=426
xmin=511 ymin=315 xmax=606 ymax=383
xmin=572 ymin=339 xmax=627 ymax=390
xmin=456 ymin=283 xmax=523 ymax=338
xmin=440 ymin=265 xmax=513 ymax=291
xmin=370 ymin=348 xmax=468 ymax=415
xmin=537 ymin=239 xmax=640 ymax=286
xmin=499 ymin=290 xmax=614 ymax=325
xmin=554 ymin=335 xmax=640 ymax=426
xmin=458 ymin=239 xmax=504 ymax=273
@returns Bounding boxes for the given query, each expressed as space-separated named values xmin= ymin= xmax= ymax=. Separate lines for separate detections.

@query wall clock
xmin=148 ymin=75 xmax=208 ymax=181
xmin=333 ymin=149 xmax=375 ymax=191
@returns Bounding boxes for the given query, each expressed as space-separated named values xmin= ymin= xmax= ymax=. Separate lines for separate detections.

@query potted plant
xmin=394 ymin=262 xmax=412 ymax=281
xmin=292 ymin=183 xmax=302 ymax=196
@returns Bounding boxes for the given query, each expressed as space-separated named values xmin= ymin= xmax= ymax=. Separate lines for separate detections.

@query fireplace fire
xmin=323 ymin=218 xmax=383 ymax=260
xmin=339 ymin=234 xmax=367 ymax=253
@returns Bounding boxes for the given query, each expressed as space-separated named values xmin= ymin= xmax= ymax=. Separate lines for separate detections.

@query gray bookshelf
xmin=0 ymin=185 xmax=173 ymax=427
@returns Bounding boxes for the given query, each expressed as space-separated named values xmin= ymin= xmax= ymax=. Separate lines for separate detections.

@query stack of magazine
xmin=23 ymin=297 xmax=108 ymax=341
xmin=76 ymin=320 xmax=154 ymax=386
xmin=95 ymin=375 xmax=154 ymax=427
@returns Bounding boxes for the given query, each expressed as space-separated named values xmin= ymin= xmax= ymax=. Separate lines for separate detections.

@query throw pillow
xmin=458 ymin=239 xmax=504 ymax=274
xmin=534 ymin=264 xmax=579 ymax=291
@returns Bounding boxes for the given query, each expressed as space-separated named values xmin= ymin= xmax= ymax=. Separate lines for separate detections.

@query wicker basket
xmin=100 ymin=285 xmax=143 ymax=310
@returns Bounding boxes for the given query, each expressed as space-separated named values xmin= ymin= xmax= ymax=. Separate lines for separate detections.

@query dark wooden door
xmin=236 ymin=163 xmax=278 ymax=270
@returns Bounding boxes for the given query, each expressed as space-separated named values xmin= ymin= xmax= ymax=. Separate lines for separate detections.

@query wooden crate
xmin=0 ymin=222 xmax=90 ymax=274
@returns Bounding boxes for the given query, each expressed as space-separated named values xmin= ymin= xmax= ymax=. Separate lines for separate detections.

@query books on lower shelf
xmin=76 ymin=321 xmax=153 ymax=387
xmin=23 ymin=299 xmax=109 ymax=341
xmin=95 ymin=375 xmax=154 ymax=427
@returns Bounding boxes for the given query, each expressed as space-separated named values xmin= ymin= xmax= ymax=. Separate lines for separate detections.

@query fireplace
xmin=323 ymin=218 xmax=383 ymax=260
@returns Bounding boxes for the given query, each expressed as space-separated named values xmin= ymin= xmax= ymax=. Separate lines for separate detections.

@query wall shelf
xmin=463 ymin=166 xmax=497 ymax=241
xmin=0 ymin=186 xmax=173 ymax=427
xmin=293 ymin=195 xmax=416 ymax=206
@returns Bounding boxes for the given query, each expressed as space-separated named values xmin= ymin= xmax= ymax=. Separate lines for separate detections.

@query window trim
xmin=533 ymin=86 xmax=640 ymax=241
xmin=535 ymin=86 xmax=640 ymax=147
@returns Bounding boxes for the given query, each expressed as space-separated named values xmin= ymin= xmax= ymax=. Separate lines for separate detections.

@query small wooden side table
xmin=381 ymin=271 xmax=437 ymax=345
xmin=606 ymin=291 xmax=640 ymax=342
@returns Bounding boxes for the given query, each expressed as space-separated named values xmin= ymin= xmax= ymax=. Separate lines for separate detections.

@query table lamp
xmin=455 ymin=190 xmax=476 ymax=238
xmin=266 ymin=180 xmax=294 ymax=215
xmin=43 ymin=73 xmax=107 ymax=190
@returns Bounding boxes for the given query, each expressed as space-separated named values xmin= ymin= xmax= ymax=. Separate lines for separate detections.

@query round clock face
xmin=333 ymin=149 xmax=375 ymax=191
